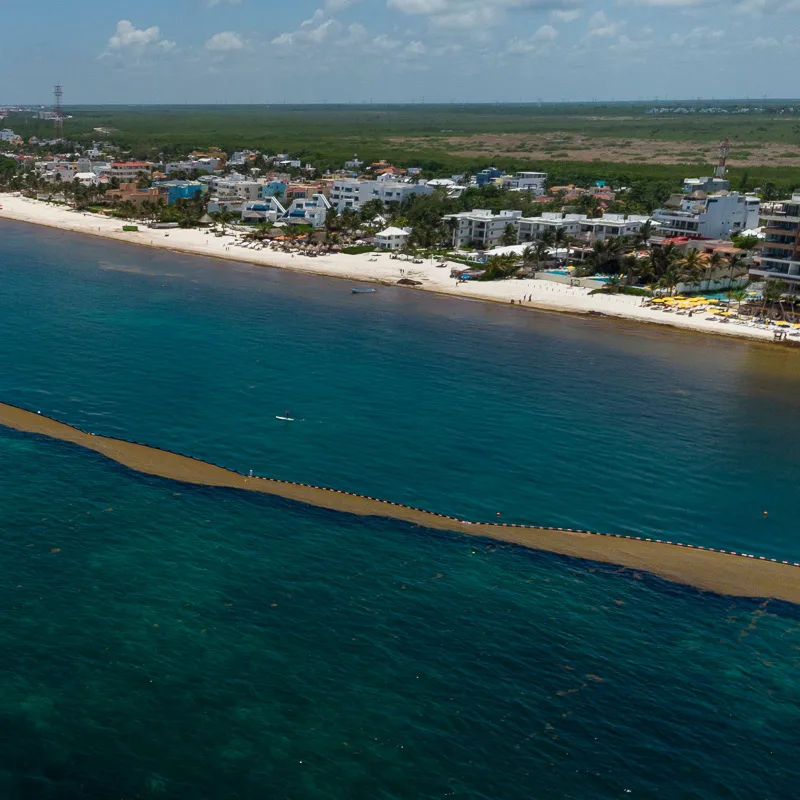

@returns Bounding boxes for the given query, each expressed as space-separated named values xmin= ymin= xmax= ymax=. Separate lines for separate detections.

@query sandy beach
xmin=0 ymin=193 xmax=790 ymax=345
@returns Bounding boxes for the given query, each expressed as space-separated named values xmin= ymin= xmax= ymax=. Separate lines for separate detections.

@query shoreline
xmin=1 ymin=400 xmax=799 ymax=605
xmin=1 ymin=193 xmax=795 ymax=346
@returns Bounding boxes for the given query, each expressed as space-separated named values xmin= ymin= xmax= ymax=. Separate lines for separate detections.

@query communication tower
xmin=53 ymin=84 xmax=64 ymax=140
xmin=715 ymin=137 xmax=730 ymax=179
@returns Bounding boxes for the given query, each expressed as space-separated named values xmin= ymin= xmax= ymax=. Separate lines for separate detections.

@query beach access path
xmin=0 ymin=194 xmax=785 ymax=345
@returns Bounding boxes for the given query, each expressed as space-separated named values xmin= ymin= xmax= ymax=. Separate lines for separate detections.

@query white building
xmin=579 ymin=214 xmax=651 ymax=242
xmin=40 ymin=161 xmax=78 ymax=183
xmin=370 ymin=179 xmax=433 ymax=205
xmin=0 ymin=129 xmax=20 ymax=143
xmin=683 ymin=176 xmax=730 ymax=194
xmin=215 ymin=179 xmax=262 ymax=202
xmin=374 ymin=226 xmax=410 ymax=251
xmin=652 ymin=193 xmax=759 ymax=240
xmin=329 ymin=178 xmax=434 ymax=211
xmin=72 ymin=172 xmax=102 ymax=187
xmin=752 ymin=193 xmax=800 ymax=287
xmin=282 ymin=193 xmax=330 ymax=228
xmin=518 ymin=213 xmax=584 ymax=242
xmin=503 ymin=171 xmax=547 ymax=196
xmin=330 ymin=178 xmax=366 ymax=210
xmin=165 ymin=157 xmax=221 ymax=175
xmin=105 ymin=161 xmax=154 ymax=182
xmin=444 ymin=209 xmax=523 ymax=249
xmin=241 ymin=198 xmax=285 ymax=223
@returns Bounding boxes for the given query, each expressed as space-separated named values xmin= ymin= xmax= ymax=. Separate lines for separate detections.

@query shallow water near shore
xmin=1 ymin=219 xmax=800 ymax=797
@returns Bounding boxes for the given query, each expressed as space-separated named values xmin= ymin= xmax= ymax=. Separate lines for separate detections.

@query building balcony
xmin=764 ymin=225 xmax=800 ymax=242
xmin=754 ymin=256 xmax=800 ymax=277
xmin=760 ymin=210 xmax=800 ymax=224
xmin=654 ymin=210 xmax=700 ymax=220
xmin=761 ymin=239 xmax=796 ymax=250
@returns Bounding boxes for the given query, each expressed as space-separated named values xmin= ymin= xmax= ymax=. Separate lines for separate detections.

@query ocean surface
xmin=1 ymin=219 xmax=799 ymax=798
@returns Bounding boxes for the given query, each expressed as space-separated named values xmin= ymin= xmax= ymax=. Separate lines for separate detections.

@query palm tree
xmin=212 ymin=208 xmax=235 ymax=233
xmin=501 ymin=223 xmax=518 ymax=247
xmin=725 ymin=252 xmax=748 ymax=287
xmin=632 ymin=220 xmax=653 ymax=250
xmin=726 ymin=286 xmax=750 ymax=316
xmin=622 ymin=255 xmax=645 ymax=286
xmin=762 ymin=278 xmax=787 ymax=319
xmin=705 ymin=251 xmax=724 ymax=287
xmin=551 ymin=227 xmax=572 ymax=254
xmin=659 ymin=263 xmax=681 ymax=296
xmin=679 ymin=249 xmax=706 ymax=291
xmin=521 ymin=245 xmax=536 ymax=271
xmin=533 ymin=240 xmax=550 ymax=272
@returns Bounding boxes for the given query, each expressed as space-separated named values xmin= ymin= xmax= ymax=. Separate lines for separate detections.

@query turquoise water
xmin=1 ymin=219 xmax=800 ymax=797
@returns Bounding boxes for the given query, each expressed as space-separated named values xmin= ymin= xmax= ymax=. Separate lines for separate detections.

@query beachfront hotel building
xmin=105 ymin=161 xmax=154 ymax=182
xmin=752 ymin=193 xmax=800 ymax=288
xmin=652 ymin=192 xmax=759 ymax=240
xmin=518 ymin=213 xmax=585 ymax=242
xmin=329 ymin=178 xmax=434 ymax=211
xmin=374 ymin=226 xmax=411 ymax=251
xmin=578 ymin=214 xmax=651 ymax=242
xmin=444 ymin=209 xmax=522 ymax=249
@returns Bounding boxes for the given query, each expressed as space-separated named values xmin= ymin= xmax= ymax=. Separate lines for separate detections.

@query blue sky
xmin=1 ymin=0 xmax=799 ymax=104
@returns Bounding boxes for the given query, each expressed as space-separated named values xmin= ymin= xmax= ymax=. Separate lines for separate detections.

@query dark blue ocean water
xmin=1 ymin=220 xmax=800 ymax=798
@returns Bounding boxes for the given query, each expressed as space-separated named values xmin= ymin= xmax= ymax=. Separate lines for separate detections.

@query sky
xmin=1 ymin=0 xmax=799 ymax=104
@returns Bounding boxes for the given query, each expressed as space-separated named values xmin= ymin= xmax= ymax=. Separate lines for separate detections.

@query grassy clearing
xmin=9 ymin=102 xmax=800 ymax=187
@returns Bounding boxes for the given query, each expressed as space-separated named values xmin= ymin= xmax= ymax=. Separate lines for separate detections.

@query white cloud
xmin=735 ymin=0 xmax=800 ymax=13
xmin=750 ymin=33 xmax=800 ymax=48
xmin=587 ymin=11 xmax=623 ymax=37
xmin=272 ymin=10 xmax=339 ymax=46
xmin=205 ymin=0 xmax=243 ymax=6
xmin=669 ymin=26 xmax=724 ymax=46
xmin=551 ymin=8 xmax=582 ymax=21
xmin=272 ymin=10 xmax=370 ymax=49
xmin=325 ymin=0 xmax=363 ymax=9
xmin=387 ymin=0 xmax=584 ymax=29
xmin=204 ymin=31 xmax=246 ymax=52
xmin=507 ymin=24 xmax=558 ymax=53
xmin=100 ymin=20 xmax=177 ymax=59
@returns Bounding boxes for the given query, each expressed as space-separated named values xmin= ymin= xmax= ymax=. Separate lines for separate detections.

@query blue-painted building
xmin=475 ymin=167 xmax=504 ymax=187
xmin=156 ymin=180 xmax=205 ymax=205
xmin=260 ymin=181 xmax=288 ymax=202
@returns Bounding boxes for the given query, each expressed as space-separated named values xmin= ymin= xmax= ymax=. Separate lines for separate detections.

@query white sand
xmin=0 ymin=193 xmax=789 ymax=345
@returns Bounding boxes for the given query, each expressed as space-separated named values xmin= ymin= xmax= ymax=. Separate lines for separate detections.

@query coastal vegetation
xmin=5 ymin=103 xmax=800 ymax=190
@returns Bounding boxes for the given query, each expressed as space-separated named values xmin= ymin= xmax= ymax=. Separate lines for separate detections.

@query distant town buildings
xmin=165 ymin=157 xmax=221 ymax=175
xmin=472 ymin=168 xmax=547 ymax=196
xmin=0 ymin=128 xmax=21 ymax=143
xmin=683 ymin=176 xmax=730 ymax=194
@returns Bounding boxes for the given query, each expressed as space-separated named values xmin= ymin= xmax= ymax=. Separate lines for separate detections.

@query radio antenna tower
xmin=715 ymin=137 xmax=730 ymax=179
xmin=53 ymin=84 xmax=64 ymax=140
